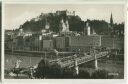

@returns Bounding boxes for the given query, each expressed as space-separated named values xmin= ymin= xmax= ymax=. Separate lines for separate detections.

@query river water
xmin=5 ymin=54 xmax=43 ymax=70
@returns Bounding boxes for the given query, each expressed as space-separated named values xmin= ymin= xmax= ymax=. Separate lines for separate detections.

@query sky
xmin=5 ymin=4 xmax=125 ymax=30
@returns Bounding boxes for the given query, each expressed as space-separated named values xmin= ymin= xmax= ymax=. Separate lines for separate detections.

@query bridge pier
xmin=94 ymin=55 xmax=98 ymax=70
xmin=94 ymin=58 xmax=98 ymax=70
xmin=74 ymin=60 xmax=79 ymax=75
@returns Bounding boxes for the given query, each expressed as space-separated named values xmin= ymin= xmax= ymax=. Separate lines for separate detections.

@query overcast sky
xmin=5 ymin=4 xmax=124 ymax=30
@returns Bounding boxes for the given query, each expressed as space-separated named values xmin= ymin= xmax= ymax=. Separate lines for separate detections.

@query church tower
xmin=110 ymin=13 xmax=113 ymax=27
xmin=61 ymin=18 xmax=69 ymax=32
xmin=86 ymin=20 xmax=91 ymax=36
xmin=110 ymin=13 xmax=115 ymax=35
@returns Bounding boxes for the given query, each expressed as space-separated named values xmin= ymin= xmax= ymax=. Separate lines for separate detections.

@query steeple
xmin=110 ymin=13 xmax=113 ymax=26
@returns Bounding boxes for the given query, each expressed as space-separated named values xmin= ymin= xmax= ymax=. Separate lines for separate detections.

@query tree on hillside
xmin=89 ymin=20 xmax=110 ymax=35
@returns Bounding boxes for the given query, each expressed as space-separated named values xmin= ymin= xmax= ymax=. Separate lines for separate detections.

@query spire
xmin=110 ymin=13 xmax=113 ymax=26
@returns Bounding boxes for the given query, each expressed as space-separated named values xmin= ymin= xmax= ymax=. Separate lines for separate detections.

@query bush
xmin=62 ymin=68 xmax=74 ymax=78
xmin=34 ymin=59 xmax=63 ymax=78
xmin=91 ymin=69 xmax=109 ymax=79
xmin=46 ymin=63 xmax=63 ymax=78
xmin=34 ymin=59 xmax=50 ymax=78
xmin=77 ymin=70 xmax=91 ymax=79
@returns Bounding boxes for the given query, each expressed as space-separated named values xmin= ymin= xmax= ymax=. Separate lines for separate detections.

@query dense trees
xmin=68 ymin=15 xmax=84 ymax=32
xmin=89 ymin=20 xmax=110 ymax=35
xmin=113 ymin=23 xmax=124 ymax=36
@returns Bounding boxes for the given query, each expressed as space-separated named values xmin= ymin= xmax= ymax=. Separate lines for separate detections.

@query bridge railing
xmin=58 ymin=51 xmax=109 ymax=68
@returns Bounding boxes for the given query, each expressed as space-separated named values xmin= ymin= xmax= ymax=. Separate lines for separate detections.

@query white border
xmin=0 ymin=2 xmax=1 ymax=84
xmin=2 ymin=0 xmax=5 ymax=83
xmin=3 ymin=1 xmax=126 ymax=4
xmin=1 ymin=1 xmax=127 ymax=84
xmin=3 ymin=0 xmax=126 ymax=4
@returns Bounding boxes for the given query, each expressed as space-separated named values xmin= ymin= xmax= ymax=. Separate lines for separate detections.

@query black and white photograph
xmin=4 ymin=4 xmax=124 ymax=79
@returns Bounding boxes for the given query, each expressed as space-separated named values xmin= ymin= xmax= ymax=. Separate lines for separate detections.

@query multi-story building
xmin=56 ymin=10 xmax=75 ymax=16
xmin=68 ymin=35 xmax=124 ymax=52
xmin=101 ymin=35 xmax=124 ymax=50
xmin=68 ymin=35 xmax=101 ymax=52
xmin=43 ymin=40 xmax=53 ymax=50
xmin=55 ymin=36 xmax=69 ymax=51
